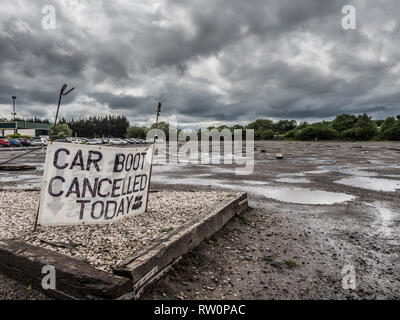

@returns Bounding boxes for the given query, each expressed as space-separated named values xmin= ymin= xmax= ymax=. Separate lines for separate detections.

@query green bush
xmin=50 ymin=123 xmax=72 ymax=140
xmin=379 ymin=117 xmax=396 ymax=139
xmin=284 ymin=128 xmax=299 ymax=139
xmin=126 ymin=126 xmax=147 ymax=139
xmin=340 ymin=128 xmax=357 ymax=140
xmin=353 ymin=114 xmax=378 ymax=140
xmin=331 ymin=114 xmax=357 ymax=132
xmin=259 ymin=129 xmax=277 ymax=140
xmin=298 ymin=124 xmax=338 ymax=140
xmin=380 ymin=120 xmax=400 ymax=141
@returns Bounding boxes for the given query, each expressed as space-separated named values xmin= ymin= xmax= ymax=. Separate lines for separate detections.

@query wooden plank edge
xmin=113 ymin=192 xmax=248 ymax=288
xmin=0 ymin=239 xmax=133 ymax=300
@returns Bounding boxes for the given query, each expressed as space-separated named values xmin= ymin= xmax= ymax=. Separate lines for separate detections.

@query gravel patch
xmin=0 ymin=190 xmax=234 ymax=271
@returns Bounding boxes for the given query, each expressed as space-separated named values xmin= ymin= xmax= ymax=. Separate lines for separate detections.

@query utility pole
xmin=12 ymin=96 xmax=16 ymax=134
xmin=33 ymin=84 xmax=74 ymax=232
xmin=145 ymin=102 xmax=162 ymax=212
xmin=50 ymin=84 xmax=75 ymax=142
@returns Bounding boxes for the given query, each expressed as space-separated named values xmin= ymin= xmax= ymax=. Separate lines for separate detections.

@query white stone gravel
xmin=0 ymin=190 xmax=236 ymax=271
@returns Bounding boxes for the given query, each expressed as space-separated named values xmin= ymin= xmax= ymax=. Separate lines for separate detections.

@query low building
xmin=0 ymin=121 xmax=51 ymax=137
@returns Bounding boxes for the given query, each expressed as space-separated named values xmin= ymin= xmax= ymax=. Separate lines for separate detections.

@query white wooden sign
xmin=38 ymin=142 xmax=154 ymax=226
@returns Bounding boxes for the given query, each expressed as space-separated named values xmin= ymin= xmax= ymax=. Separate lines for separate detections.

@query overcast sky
xmin=0 ymin=0 xmax=399 ymax=128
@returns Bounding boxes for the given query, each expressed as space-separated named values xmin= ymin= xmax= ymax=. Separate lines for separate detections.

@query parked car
xmin=69 ymin=138 xmax=85 ymax=144
xmin=9 ymin=139 xmax=22 ymax=147
xmin=127 ymin=138 xmax=143 ymax=144
xmin=31 ymin=137 xmax=48 ymax=146
xmin=109 ymin=138 xmax=127 ymax=145
xmin=87 ymin=138 xmax=103 ymax=145
xmin=53 ymin=139 xmax=70 ymax=143
xmin=0 ymin=139 xmax=11 ymax=147
xmin=16 ymin=138 xmax=32 ymax=146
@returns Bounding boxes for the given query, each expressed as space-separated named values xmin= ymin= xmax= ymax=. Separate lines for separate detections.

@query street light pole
xmin=145 ymin=102 xmax=162 ymax=212
xmin=12 ymin=96 xmax=16 ymax=134
xmin=50 ymin=84 xmax=75 ymax=142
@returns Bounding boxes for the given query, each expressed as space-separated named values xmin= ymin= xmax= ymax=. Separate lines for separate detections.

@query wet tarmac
xmin=0 ymin=141 xmax=400 ymax=299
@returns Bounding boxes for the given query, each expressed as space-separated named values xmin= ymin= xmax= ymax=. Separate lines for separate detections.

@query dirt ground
xmin=1 ymin=141 xmax=400 ymax=299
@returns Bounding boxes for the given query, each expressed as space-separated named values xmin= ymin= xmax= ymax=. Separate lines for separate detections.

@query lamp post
xmin=11 ymin=96 xmax=16 ymax=133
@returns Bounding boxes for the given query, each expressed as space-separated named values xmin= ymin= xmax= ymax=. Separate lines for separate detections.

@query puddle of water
xmin=313 ymin=159 xmax=335 ymax=164
xmin=241 ymin=180 xmax=269 ymax=185
xmin=247 ymin=186 xmax=355 ymax=205
xmin=153 ymin=175 xmax=355 ymax=205
xmin=4 ymin=183 xmax=41 ymax=190
xmin=318 ymin=165 xmax=343 ymax=170
xmin=384 ymin=174 xmax=400 ymax=178
xmin=335 ymin=177 xmax=400 ymax=192
xmin=275 ymin=178 xmax=311 ymax=183
xmin=152 ymin=163 xmax=187 ymax=173
xmin=0 ymin=176 xmax=20 ymax=182
xmin=369 ymin=202 xmax=399 ymax=237
xmin=210 ymin=167 xmax=238 ymax=174
xmin=367 ymin=160 xmax=384 ymax=164
xmin=303 ymin=169 xmax=331 ymax=174
xmin=339 ymin=168 xmax=377 ymax=177
xmin=277 ymin=172 xmax=306 ymax=177
xmin=293 ymin=157 xmax=315 ymax=161
xmin=315 ymin=165 xmax=380 ymax=177
xmin=0 ymin=174 xmax=43 ymax=189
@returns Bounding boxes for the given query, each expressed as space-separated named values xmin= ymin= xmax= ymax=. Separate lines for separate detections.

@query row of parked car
xmin=59 ymin=137 xmax=148 ymax=145
xmin=0 ymin=136 xmax=148 ymax=148
xmin=0 ymin=137 xmax=48 ymax=148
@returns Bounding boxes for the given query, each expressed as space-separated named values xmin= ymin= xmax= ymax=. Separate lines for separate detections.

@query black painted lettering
xmin=48 ymin=176 xmax=65 ymax=197
xmin=125 ymin=153 xmax=133 ymax=171
xmin=86 ymin=151 xmax=103 ymax=172
xmin=126 ymin=195 xmax=134 ymax=213
xmin=133 ymin=175 xmax=140 ymax=192
xmin=98 ymin=178 xmax=111 ymax=197
xmin=91 ymin=201 xmax=104 ymax=220
xmin=140 ymin=174 xmax=147 ymax=191
xmin=77 ymin=200 xmax=90 ymax=220
xmin=126 ymin=176 xmax=133 ymax=195
xmin=66 ymin=177 xmax=81 ymax=198
xmin=140 ymin=152 xmax=147 ymax=169
xmin=82 ymin=178 xmax=99 ymax=198
xmin=113 ymin=153 xmax=125 ymax=172
xmin=104 ymin=201 xmax=117 ymax=220
xmin=111 ymin=178 xmax=123 ymax=197
xmin=133 ymin=153 xmax=140 ymax=170
xmin=116 ymin=198 xmax=124 ymax=217
xmin=70 ymin=150 xmax=85 ymax=170
xmin=53 ymin=148 xmax=70 ymax=169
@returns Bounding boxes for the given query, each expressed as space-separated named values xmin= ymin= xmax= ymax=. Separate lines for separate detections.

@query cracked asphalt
xmin=1 ymin=141 xmax=400 ymax=299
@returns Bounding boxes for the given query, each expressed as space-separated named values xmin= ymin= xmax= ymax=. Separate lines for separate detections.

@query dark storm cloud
xmin=88 ymin=92 xmax=151 ymax=111
xmin=1 ymin=0 xmax=400 ymax=125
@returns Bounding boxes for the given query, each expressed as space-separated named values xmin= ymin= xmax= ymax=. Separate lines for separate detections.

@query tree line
xmin=129 ymin=113 xmax=400 ymax=141
xmin=249 ymin=113 xmax=400 ymax=141
xmin=15 ymin=113 xmax=400 ymax=141
xmin=57 ymin=115 xmax=130 ymax=138
xmin=0 ymin=116 xmax=50 ymax=123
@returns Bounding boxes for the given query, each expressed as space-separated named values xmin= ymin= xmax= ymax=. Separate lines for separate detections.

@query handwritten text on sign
xmin=38 ymin=143 xmax=154 ymax=226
